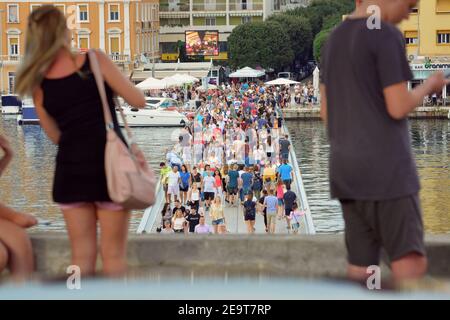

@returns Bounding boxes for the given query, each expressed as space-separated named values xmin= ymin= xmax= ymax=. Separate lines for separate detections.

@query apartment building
xmin=398 ymin=0 xmax=450 ymax=101
xmin=159 ymin=0 xmax=310 ymax=61
xmin=0 ymin=0 xmax=160 ymax=94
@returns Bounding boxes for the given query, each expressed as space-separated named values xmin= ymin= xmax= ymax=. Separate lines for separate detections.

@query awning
xmin=229 ymin=66 xmax=265 ymax=78
xmin=159 ymin=12 xmax=190 ymax=19
xmin=132 ymin=70 xmax=210 ymax=82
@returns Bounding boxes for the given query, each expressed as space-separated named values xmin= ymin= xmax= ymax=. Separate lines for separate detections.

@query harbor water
xmin=0 ymin=117 xmax=449 ymax=234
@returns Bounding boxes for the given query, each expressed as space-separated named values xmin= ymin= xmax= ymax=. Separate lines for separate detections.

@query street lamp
xmin=150 ymin=21 xmax=156 ymax=78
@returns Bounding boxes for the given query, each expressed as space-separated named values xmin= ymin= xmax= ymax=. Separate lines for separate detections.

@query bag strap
xmin=87 ymin=50 xmax=134 ymax=142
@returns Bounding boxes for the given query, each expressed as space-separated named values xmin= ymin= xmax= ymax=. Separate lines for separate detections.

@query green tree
xmin=228 ymin=21 xmax=294 ymax=71
xmin=267 ymin=13 xmax=313 ymax=65
xmin=313 ymin=13 xmax=347 ymax=63
xmin=286 ymin=0 xmax=354 ymax=36
xmin=313 ymin=28 xmax=331 ymax=63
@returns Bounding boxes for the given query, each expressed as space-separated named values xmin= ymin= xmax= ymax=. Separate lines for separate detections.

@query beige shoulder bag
xmin=88 ymin=50 xmax=156 ymax=210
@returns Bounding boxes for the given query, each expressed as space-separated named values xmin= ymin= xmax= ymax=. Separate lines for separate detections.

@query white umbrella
xmin=162 ymin=76 xmax=184 ymax=87
xmin=136 ymin=77 xmax=166 ymax=90
xmin=175 ymin=74 xmax=199 ymax=83
xmin=229 ymin=66 xmax=265 ymax=78
xmin=169 ymin=73 xmax=200 ymax=85
xmin=313 ymin=67 xmax=320 ymax=101
xmin=265 ymin=78 xmax=300 ymax=86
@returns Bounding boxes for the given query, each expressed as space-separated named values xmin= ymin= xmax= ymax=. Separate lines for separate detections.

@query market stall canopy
xmin=131 ymin=61 xmax=213 ymax=81
xmin=228 ymin=67 xmax=265 ymax=78
xmin=162 ymin=76 xmax=184 ymax=87
xmin=136 ymin=77 xmax=166 ymax=90
xmin=170 ymin=73 xmax=200 ymax=85
xmin=265 ymin=78 xmax=300 ymax=86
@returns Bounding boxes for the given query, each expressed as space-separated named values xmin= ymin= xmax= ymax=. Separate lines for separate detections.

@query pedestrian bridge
xmin=137 ymin=120 xmax=316 ymax=235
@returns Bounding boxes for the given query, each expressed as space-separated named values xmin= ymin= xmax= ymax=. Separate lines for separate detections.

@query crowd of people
xmin=293 ymin=81 xmax=318 ymax=107
xmin=157 ymin=81 xmax=306 ymax=235
xmin=154 ymin=80 xmax=320 ymax=110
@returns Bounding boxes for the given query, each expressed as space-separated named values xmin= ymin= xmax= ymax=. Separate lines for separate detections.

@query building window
xmin=30 ymin=4 xmax=41 ymax=12
xmin=8 ymin=37 xmax=19 ymax=57
xmin=205 ymin=17 xmax=216 ymax=26
xmin=436 ymin=0 xmax=450 ymax=13
xmin=109 ymin=36 xmax=121 ymax=55
xmin=109 ymin=4 xmax=120 ymax=22
xmin=242 ymin=16 xmax=252 ymax=24
xmin=273 ymin=0 xmax=281 ymax=11
xmin=437 ymin=31 xmax=450 ymax=44
xmin=242 ymin=0 xmax=248 ymax=10
xmin=78 ymin=4 xmax=89 ymax=22
xmin=219 ymin=41 xmax=227 ymax=52
xmin=404 ymin=31 xmax=418 ymax=45
xmin=7 ymin=4 xmax=19 ymax=23
xmin=8 ymin=72 xmax=16 ymax=94
xmin=78 ymin=36 xmax=89 ymax=51
xmin=410 ymin=6 xmax=418 ymax=14
xmin=54 ymin=4 xmax=65 ymax=14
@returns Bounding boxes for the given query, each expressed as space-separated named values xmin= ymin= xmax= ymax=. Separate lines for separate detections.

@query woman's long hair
xmin=16 ymin=5 xmax=75 ymax=97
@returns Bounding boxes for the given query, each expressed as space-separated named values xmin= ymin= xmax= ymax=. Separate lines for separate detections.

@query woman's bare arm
xmin=95 ymin=50 xmax=146 ymax=108
xmin=33 ymin=88 xmax=61 ymax=144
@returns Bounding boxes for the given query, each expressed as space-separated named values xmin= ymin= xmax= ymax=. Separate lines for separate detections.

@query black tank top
xmin=41 ymin=54 xmax=124 ymax=203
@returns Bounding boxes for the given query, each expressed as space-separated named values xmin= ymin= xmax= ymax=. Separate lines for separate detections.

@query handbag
xmin=88 ymin=50 xmax=156 ymax=210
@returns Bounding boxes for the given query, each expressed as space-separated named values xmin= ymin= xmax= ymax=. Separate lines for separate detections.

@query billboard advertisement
xmin=185 ymin=31 xmax=219 ymax=56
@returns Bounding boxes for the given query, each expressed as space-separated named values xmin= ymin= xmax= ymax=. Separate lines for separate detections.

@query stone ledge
xmin=282 ymin=107 xmax=450 ymax=120
xmin=30 ymin=233 xmax=450 ymax=278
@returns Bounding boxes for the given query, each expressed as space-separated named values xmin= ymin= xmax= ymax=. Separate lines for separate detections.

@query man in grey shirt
xmin=320 ymin=0 xmax=449 ymax=284
xmin=279 ymin=134 xmax=291 ymax=161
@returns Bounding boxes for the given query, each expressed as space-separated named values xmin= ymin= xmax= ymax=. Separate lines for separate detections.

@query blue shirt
xmin=180 ymin=172 xmax=190 ymax=188
xmin=278 ymin=164 xmax=293 ymax=181
xmin=228 ymin=170 xmax=239 ymax=188
xmin=257 ymin=118 xmax=267 ymax=130
xmin=265 ymin=196 xmax=278 ymax=213
xmin=241 ymin=172 xmax=253 ymax=189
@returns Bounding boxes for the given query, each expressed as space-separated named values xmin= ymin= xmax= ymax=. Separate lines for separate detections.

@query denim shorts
xmin=212 ymin=218 xmax=225 ymax=226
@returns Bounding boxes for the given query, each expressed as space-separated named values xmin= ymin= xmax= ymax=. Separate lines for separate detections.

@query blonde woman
xmin=16 ymin=6 xmax=145 ymax=277
xmin=210 ymin=196 xmax=225 ymax=234
xmin=188 ymin=182 xmax=201 ymax=213
xmin=172 ymin=209 xmax=187 ymax=234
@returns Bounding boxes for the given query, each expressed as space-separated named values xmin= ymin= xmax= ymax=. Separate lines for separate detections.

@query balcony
xmin=192 ymin=2 xmax=227 ymax=12
xmin=160 ymin=25 xmax=235 ymax=34
xmin=160 ymin=3 xmax=190 ymax=12
xmin=109 ymin=54 xmax=131 ymax=63
xmin=229 ymin=1 xmax=263 ymax=11
xmin=0 ymin=55 xmax=22 ymax=65
xmin=160 ymin=2 xmax=190 ymax=19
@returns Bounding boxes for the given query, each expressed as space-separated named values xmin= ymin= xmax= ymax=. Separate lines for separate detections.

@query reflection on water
xmin=287 ymin=119 xmax=450 ymax=235
xmin=0 ymin=118 xmax=449 ymax=234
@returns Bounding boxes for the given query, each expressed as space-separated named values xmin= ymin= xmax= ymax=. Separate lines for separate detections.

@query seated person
xmin=0 ymin=135 xmax=37 ymax=281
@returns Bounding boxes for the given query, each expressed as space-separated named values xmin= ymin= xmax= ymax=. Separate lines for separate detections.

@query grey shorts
xmin=340 ymin=194 xmax=426 ymax=267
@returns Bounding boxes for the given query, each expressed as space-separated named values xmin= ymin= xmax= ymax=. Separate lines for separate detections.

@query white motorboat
xmin=117 ymin=97 xmax=189 ymax=127
xmin=1 ymin=95 xmax=21 ymax=115
xmin=17 ymin=98 xmax=39 ymax=125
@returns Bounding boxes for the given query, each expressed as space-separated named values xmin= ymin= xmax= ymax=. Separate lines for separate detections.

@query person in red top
xmin=214 ymin=170 xmax=223 ymax=198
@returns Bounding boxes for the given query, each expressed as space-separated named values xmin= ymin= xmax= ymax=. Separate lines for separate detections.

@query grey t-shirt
xmin=279 ymin=139 xmax=290 ymax=154
xmin=321 ymin=18 xmax=419 ymax=200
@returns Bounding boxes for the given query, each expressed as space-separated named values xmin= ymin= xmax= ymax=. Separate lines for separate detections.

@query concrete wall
xmin=29 ymin=234 xmax=450 ymax=279
xmin=282 ymin=107 xmax=450 ymax=120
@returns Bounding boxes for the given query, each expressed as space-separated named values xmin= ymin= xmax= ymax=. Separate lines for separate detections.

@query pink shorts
xmin=58 ymin=202 xmax=124 ymax=211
